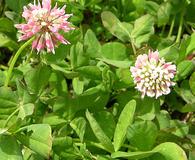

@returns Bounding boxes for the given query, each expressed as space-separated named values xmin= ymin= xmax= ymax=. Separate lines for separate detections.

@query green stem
xmin=161 ymin=25 xmax=166 ymax=36
xmin=4 ymin=37 xmax=35 ymax=87
xmin=3 ymin=108 xmax=20 ymax=128
xmin=13 ymin=125 xmax=29 ymax=134
xmin=176 ymin=13 xmax=184 ymax=43
xmin=86 ymin=141 xmax=108 ymax=151
xmin=0 ymin=65 xmax=8 ymax=70
xmin=168 ymin=16 xmax=175 ymax=38
xmin=131 ymin=41 xmax=136 ymax=55
xmin=8 ymin=55 xmax=14 ymax=66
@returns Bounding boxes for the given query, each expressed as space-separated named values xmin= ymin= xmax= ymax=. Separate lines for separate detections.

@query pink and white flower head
xmin=15 ymin=0 xmax=74 ymax=53
xmin=130 ymin=50 xmax=176 ymax=99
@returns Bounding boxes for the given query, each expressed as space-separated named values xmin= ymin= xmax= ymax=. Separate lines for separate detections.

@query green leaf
xmin=49 ymin=72 xmax=68 ymax=95
xmin=189 ymin=72 xmax=195 ymax=95
xmin=23 ymin=149 xmax=45 ymax=160
xmin=112 ymin=142 xmax=187 ymax=159
xmin=18 ymin=103 xmax=34 ymax=120
xmin=0 ymin=18 xmax=15 ymax=33
xmin=102 ymin=67 xmax=115 ymax=90
xmin=157 ymin=2 xmax=172 ymax=26
xmin=145 ymin=1 xmax=160 ymax=16
xmin=178 ymin=34 xmax=195 ymax=62
xmin=116 ymin=92 xmax=160 ymax=117
xmin=72 ymin=77 xmax=84 ymax=95
xmin=175 ymin=80 xmax=195 ymax=104
xmin=186 ymin=0 xmax=195 ymax=23
xmin=101 ymin=11 xmax=132 ymax=42
xmin=131 ymin=14 xmax=154 ymax=47
xmin=127 ymin=121 xmax=158 ymax=151
xmin=179 ymin=103 xmax=195 ymax=113
xmin=170 ymin=120 xmax=189 ymax=138
xmin=0 ymin=87 xmax=17 ymax=108
xmin=186 ymin=33 xmax=195 ymax=55
xmin=70 ymin=117 xmax=86 ymax=142
xmin=113 ymin=99 xmax=136 ymax=151
xmin=85 ymin=111 xmax=114 ymax=143
xmin=24 ymin=65 xmax=51 ymax=94
xmin=170 ymin=0 xmax=188 ymax=14
xmin=43 ymin=45 xmax=70 ymax=64
xmin=70 ymin=42 xmax=89 ymax=69
xmin=0 ymin=32 xmax=18 ymax=50
xmin=16 ymin=81 xmax=36 ymax=105
xmin=42 ymin=114 xmax=67 ymax=126
xmin=5 ymin=0 xmax=30 ymax=13
xmin=153 ymin=142 xmax=187 ymax=160
xmin=86 ymin=110 xmax=114 ymax=153
xmin=101 ymin=42 xmax=128 ymax=61
xmin=159 ymin=44 xmax=179 ymax=62
xmin=4 ymin=11 xmax=18 ymax=22
xmin=54 ymin=85 xmax=109 ymax=119
xmin=0 ymin=87 xmax=18 ymax=126
xmin=97 ymin=58 xmax=132 ymax=68
xmin=176 ymin=60 xmax=194 ymax=80
xmin=102 ymin=12 xmax=154 ymax=48
xmin=156 ymin=110 xmax=171 ymax=130
xmin=132 ymin=0 xmax=146 ymax=13
xmin=111 ymin=150 xmax=156 ymax=159
xmin=50 ymin=63 xmax=78 ymax=79
xmin=189 ymin=151 xmax=195 ymax=160
xmin=0 ymin=135 xmax=23 ymax=160
xmin=114 ymin=68 xmax=134 ymax=89
xmin=79 ymin=143 xmax=94 ymax=159
xmin=53 ymin=136 xmax=79 ymax=159
xmin=97 ymin=155 xmax=113 ymax=160
xmin=76 ymin=66 xmax=102 ymax=80
xmin=93 ymin=111 xmax=116 ymax=140
xmin=16 ymin=124 xmax=52 ymax=158
xmin=84 ymin=29 xmax=101 ymax=58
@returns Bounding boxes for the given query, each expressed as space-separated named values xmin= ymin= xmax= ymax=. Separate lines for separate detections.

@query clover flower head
xmin=130 ymin=50 xmax=176 ymax=99
xmin=15 ymin=0 xmax=74 ymax=53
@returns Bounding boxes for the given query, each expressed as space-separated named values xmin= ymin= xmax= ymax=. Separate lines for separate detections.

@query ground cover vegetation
xmin=0 ymin=0 xmax=194 ymax=159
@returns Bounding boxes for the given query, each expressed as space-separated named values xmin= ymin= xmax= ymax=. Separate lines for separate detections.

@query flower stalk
xmin=4 ymin=37 xmax=35 ymax=87
xmin=168 ymin=16 xmax=175 ymax=38
xmin=131 ymin=41 xmax=136 ymax=55
xmin=176 ymin=12 xmax=184 ymax=43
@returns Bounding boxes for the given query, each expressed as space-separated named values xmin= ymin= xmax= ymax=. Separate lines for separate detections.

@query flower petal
xmin=42 ymin=0 xmax=51 ymax=10
xmin=130 ymin=50 xmax=176 ymax=99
